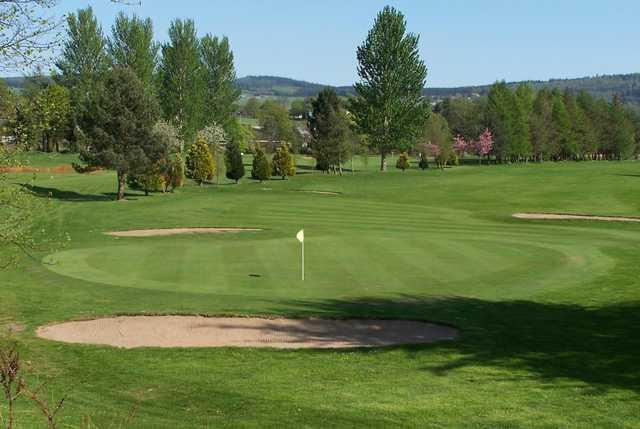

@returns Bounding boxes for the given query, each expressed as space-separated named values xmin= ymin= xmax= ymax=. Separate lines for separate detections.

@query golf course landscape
xmin=2 ymin=154 xmax=639 ymax=427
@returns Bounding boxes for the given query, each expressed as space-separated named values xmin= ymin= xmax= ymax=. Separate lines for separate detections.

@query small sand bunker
xmin=105 ymin=228 xmax=262 ymax=237
xmin=513 ymin=213 xmax=640 ymax=223
xmin=37 ymin=316 xmax=458 ymax=349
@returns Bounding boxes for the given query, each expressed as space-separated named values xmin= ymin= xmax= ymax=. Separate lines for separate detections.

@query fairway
xmin=2 ymin=159 xmax=640 ymax=427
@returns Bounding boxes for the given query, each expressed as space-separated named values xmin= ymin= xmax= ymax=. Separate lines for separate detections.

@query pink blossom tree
xmin=473 ymin=129 xmax=493 ymax=164
xmin=452 ymin=135 xmax=468 ymax=158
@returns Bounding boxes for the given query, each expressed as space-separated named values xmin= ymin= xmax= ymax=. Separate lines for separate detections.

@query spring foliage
xmin=395 ymin=152 xmax=411 ymax=171
xmin=185 ymin=137 xmax=215 ymax=184
xmin=271 ymin=142 xmax=296 ymax=179
xmin=251 ymin=145 xmax=271 ymax=182
xmin=224 ymin=140 xmax=245 ymax=183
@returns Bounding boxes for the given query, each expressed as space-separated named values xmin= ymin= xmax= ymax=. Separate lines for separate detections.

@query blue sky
xmin=53 ymin=0 xmax=640 ymax=87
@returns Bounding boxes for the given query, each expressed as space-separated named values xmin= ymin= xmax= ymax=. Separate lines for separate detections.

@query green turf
xmin=1 ymin=158 xmax=640 ymax=428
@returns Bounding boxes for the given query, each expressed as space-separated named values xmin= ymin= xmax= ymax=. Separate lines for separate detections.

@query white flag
xmin=296 ymin=229 xmax=304 ymax=243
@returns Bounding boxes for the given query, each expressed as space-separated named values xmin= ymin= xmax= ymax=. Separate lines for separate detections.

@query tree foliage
xmin=308 ymin=88 xmax=351 ymax=173
xmin=76 ymin=67 xmax=164 ymax=200
xmin=251 ymin=144 xmax=270 ymax=182
xmin=258 ymin=100 xmax=296 ymax=144
xmin=185 ymin=136 xmax=215 ymax=185
xmin=271 ymin=142 xmax=295 ymax=179
xmin=351 ymin=6 xmax=428 ymax=170
xmin=200 ymin=34 xmax=240 ymax=127
xmin=224 ymin=139 xmax=245 ymax=183
xmin=395 ymin=152 xmax=410 ymax=171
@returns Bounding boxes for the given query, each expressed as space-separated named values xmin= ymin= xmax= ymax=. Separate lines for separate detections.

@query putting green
xmin=43 ymin=225 xmax=611 ymax=300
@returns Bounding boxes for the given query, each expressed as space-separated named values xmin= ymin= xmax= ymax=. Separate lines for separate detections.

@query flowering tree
xmin=424 ymin=143 xmax=441 ymax=158
xmin=473 ymin=129 xmax=493 ymax=164
xmin=452 ymin=135 xmax=468 ymax=158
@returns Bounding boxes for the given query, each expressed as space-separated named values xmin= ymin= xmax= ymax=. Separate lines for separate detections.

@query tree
xmin=32 ymin=83 xmax=71 ymax=152
xmin=225 ymin=118 xmax=254 ymax=151
xmin=512 ymin=83 xmax=533 ymax=160
xmin=271 ymin=142 xmax=295 ymax=179
xmin=200 ymin=35 xmax=240 ymax=128
xmin=185 ymin=136 xmax=215 ymax=185
xmin=351 ymin=6 xmax=428 ymax=171
xmin=0 ymin=79 xmax=15 ymax=137
xmin=308 ymin=88 xmax=351 ymax=174
xmin=550 ymin=92 xmax=574 ymax=160
xmin=76 ymin=67 xmax=164 ymax=200
xmin=473 ymin=129 xmax=493 ymax=164
xmin=242 ymin=97 xmax=260 ymax=117
xmin=487 ymin=81 xmax=515 ymax=161
xmin=289 ymin=98 xmax=311 ymax=119
xmin=224 ymin=140 xmax=245 ymax=184
xmin=418 ymin=113 xmax=451 ymax=169
xmin=108 ymin=12 xmax=158 ymax=90
xmin=0 ymin=0 xmax=60 ymax=71
xmin=258 ymin=100 xmax=296 ymax=144
xmin=609 ymin=95 xmax=636 ymax=160
xmin=251 ymin=144 xmax=270 ymax=182
xmin=530 ymin=89 xmax=553 ymax=161
xmin=56 ymin=7 xmax=109 ymax=91
xmin=158 ymin=19 xmax=203 ymax=145
xmin=396 ymin=152 xmax=410 ymax=171
xmin=439 ymin=97 xmax=485 ymax=142
xmin=452 ymin=135 xmax=468 ymax=159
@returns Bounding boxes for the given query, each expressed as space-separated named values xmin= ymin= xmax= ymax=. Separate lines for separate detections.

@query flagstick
xmin=301 ymin=238 xmax=305 ymax=281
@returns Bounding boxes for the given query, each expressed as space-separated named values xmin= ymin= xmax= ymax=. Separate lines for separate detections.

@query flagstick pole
xmin=301 ymin=239 xmax=305 ymax=281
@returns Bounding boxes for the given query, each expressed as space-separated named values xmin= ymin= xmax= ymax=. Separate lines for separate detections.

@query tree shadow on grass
xmin=275 ymin=294 xmax=640 ymax=394
xmin=20 ymin=183 xmax=142 ymax=202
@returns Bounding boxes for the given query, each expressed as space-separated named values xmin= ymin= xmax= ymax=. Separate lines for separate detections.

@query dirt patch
xmin=36 ymin=316 xmax=458 ymax=349
xmin=0 ymin=165 xmax=75 ymax=174
xmin=105 ymin=228 xmax=262 ymax=237
xmin=513 ymin=213 xmax=640 ymax=223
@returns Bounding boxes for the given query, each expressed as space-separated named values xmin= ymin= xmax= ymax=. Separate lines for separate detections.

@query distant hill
xmin=236 ymin=74 xmax=640 ymax=107
xmin=5 ymin=73 xmax=640 ymax=107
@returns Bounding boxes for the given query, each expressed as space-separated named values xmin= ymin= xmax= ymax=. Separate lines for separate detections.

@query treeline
xmin=438 ymin=82 xmax=640 ymax=162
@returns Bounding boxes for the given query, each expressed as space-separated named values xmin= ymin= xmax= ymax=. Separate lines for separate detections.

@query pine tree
xmin=351 ymin=6 xmax=428 ymax=171
xmin=530 ymin=89 xmax=554 ymax=161
xmin=308 ymin=88 xmax=351 ymax=173
xmin=251 ymin=145 xmax=271 ymax=182
xmin=272 ymin=142 xmax=296 ymax=179
xmin=609 ymin=96 xmax=636 ymax=160
xmin=487 ymin=82 xmax=515 ymax=162
xmin=185 ymin=136 xmax=215 ymax=185
xmin=550 ymin=92 xmax=574 ymax=160
xmin=513 ymin=84 xmax=534 ymax=161
xmin=224 ymin=140 xmax=245 ymax=184
xmin=76 ymin=67 xmax=164 ymax=200
xmin=396 ymin=152 xmax=410 ymax=171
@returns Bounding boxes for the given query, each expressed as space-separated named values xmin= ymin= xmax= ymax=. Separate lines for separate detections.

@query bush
xmin=225 ymin=141 xmax=245 ymax=184
xmin=271 ymin=142 xmax=295 ymax=179
xmin=251 ymin=145 xmax=271 ymax=182
xmin=164 ymin=154 xmax=185 ymax=191
xmin=396 ymin=152 xmax=410 ymax=171
xmin=185 ymin=137 xmax=215 ymax=185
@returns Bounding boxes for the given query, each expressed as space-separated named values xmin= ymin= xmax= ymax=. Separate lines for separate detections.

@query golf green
xmin=1 ymin=157 xmax=640 ymax=428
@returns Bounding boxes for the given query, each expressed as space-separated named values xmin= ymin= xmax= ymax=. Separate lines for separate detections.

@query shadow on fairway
xmin=21 ymin=183 xmax=142 ymax=202
xmin=278 ymin=295 xmax=640 ymax=394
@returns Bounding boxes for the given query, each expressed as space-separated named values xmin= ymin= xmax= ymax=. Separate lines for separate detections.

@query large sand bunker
xmin=513 ymin=213 xmax=640 ymax=223
xmin=37 ymin=316 xmax=458 ymax=349
xmin=105 ymin=228 xmax=262 ymax=237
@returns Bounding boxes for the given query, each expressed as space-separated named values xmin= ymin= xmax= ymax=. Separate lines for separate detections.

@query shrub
xmin=251 ymin=145 xmax=271 ymax=182
xmin=396 ymin=152 xmax=410 ymax=171
xmin=225 ymin=141 xmax=245 ymax=184
xmin=271 ymin=142 xmax=296 ymax=179
xmin=164 ymin=153 xmax=185 ymax=191
xmin=185 ymin=137 xmax=215 ymax=185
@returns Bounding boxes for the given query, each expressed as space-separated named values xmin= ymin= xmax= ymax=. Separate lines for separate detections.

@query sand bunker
xmin=36 ymin=316 xmax=458 ymax=349
xmin=105 ymin=228 xmax=262 ymax=237
xmin=513 ymin=213 xmax=640 ymax=223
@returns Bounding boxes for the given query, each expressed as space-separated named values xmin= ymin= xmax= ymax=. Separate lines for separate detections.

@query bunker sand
xmin=105 ymin=228 xmax=262 ymax=237
xmin=513 ymin=213 xmax=640 ymax=223
xmin=37 ymin=316 xmax=458 ymax=349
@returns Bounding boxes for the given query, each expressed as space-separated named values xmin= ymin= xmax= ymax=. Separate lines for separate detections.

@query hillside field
xmin=1 ymin=156 xmax=640 ymax=428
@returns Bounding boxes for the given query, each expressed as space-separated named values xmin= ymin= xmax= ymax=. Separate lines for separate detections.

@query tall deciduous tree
xmin=351 ymin=6 xmax=428 ymax=171
xmin=200 ymin=35 xmax=240 ymax=128
xmin=487 ymin=81 xmax=515 ymax=161
xmin=158 ymin=19 xmax=203 ymax=146
xmin=308 ymin=88 xmax=351 ymax=173
xmin=418 ymin=112 xmax=451 ymax=168
xmin=108 ymin=13 xmax=158 ymax=90
xmin=530 ymin=88 xmax=553 ymax=161
xmin=77 ymin=67 xmax=164 ymax=200
xmin=258 ymin=100 xmax=296 ymax=144
xmin=609 ymin=95 xmax=636 ymax=160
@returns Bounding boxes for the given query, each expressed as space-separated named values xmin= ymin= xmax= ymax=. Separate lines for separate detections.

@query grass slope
xmin=1 ymin=157 xmax=640 ymax=428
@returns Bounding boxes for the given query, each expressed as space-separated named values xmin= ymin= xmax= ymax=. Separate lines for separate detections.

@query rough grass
xmin=1 ymin=157 xmax=639 ymax=427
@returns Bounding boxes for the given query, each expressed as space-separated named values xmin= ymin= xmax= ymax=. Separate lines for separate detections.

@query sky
xmin=52 ymin=0 xmax=640 ymax=88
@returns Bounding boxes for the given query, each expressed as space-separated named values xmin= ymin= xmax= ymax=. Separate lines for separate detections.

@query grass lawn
xmin=1 ymin=156 xmax=640 ymax=428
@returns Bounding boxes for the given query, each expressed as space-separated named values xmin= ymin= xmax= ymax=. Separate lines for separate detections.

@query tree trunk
xmin=116 ymin=171 xmax=126 ymax=201
xmin=380 ymin=151 xmax=386 ymax=171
